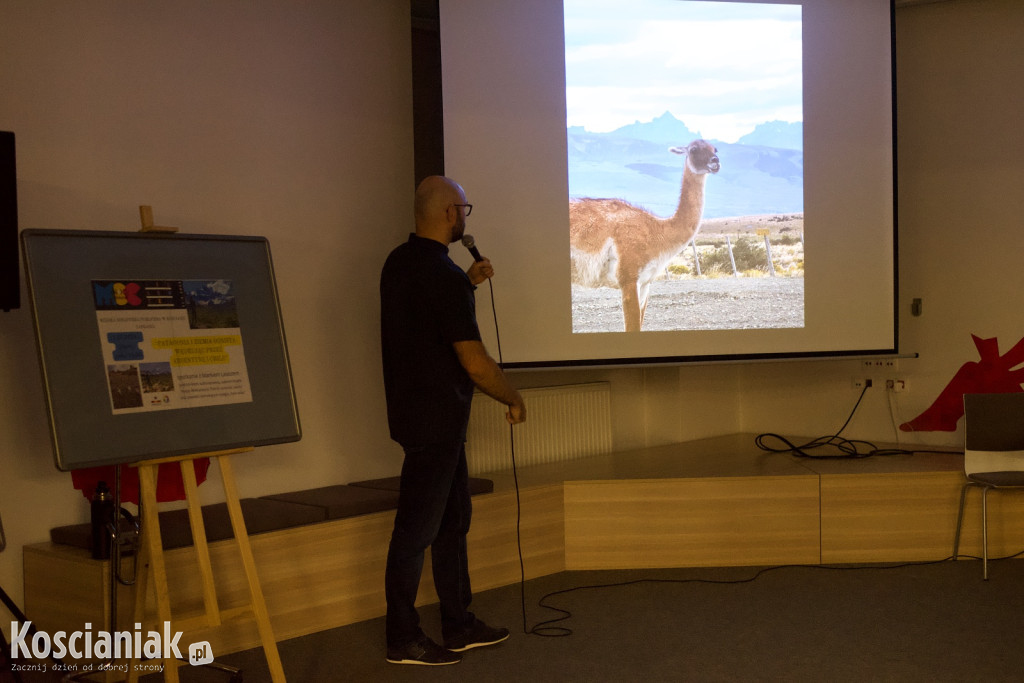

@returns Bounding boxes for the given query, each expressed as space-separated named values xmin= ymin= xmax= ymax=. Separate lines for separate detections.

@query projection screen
xmin=439 ymin=0 xmax=896 ymax=368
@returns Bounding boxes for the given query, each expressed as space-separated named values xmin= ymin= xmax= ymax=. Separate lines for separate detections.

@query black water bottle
xmin=90 ymin=481 xmax=114 ymax=560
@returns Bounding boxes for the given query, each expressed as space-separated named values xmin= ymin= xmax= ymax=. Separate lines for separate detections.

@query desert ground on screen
xmin=571 ymin=213 xmax=805 ymax=333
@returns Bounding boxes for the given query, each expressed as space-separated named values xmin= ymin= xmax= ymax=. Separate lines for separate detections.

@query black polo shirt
xmin=380 ymin=233 xmax=481 ymax=446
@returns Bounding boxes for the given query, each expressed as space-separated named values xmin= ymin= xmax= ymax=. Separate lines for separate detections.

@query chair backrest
xmin=963 ymin=392 xmax=1024 ymax=476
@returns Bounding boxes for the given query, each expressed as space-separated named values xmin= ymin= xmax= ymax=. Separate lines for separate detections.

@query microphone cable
xmin=478 ymin=275 xmax=527 ymax=632
xmin=478 ymin=269 xmax=572 ymax=637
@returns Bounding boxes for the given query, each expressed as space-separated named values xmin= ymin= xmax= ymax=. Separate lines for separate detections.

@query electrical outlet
xmin=852 ymin=378 xmax=873 ymax=390
xmin=885 ymin=378 xmax=908 ymax=393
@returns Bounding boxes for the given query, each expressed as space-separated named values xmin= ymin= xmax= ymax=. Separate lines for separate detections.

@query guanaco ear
xmin=669 ymin=146 xmax=687 ymax=155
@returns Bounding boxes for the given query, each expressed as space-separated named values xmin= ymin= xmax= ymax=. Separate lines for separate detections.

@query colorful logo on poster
xmin=93 ymin=281 xmax=186 ymax=310
xmin=94 ymin=282 xmax=143 ymax=307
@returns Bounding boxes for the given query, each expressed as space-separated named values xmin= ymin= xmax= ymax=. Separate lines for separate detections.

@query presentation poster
xmin=93 ymin=279 xmax=253 ymax=414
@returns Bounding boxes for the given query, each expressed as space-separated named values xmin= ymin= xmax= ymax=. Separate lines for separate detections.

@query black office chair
xmin=952 ymin=392 xmax=1024 ymax=579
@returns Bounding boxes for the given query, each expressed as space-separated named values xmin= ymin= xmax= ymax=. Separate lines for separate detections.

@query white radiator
xmin=465 ymin=382 xmax=612 ymax=475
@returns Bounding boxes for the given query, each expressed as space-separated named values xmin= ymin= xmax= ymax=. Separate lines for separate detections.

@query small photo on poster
xmin=184 ymin=280 xmax=241 ymax=329
xmin=107 ymin=363 xmax=144 ymax=410
xmin=140 ymin=361 xmax=174 ymax=393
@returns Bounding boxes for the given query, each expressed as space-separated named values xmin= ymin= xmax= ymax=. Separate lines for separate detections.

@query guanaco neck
xmin=670 ymin=166 xmax=707 ymax=230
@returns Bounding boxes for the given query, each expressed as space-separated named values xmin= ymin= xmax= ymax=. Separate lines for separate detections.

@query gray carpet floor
xmin=131 ymin=556 xmax=1024 ymax=682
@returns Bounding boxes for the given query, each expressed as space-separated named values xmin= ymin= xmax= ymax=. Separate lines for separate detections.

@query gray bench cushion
xmin=260 ymin=484 xmax=400 ymax=520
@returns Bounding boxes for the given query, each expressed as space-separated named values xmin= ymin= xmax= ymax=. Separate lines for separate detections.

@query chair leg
xmin=953 ymin=482 xmax=971 ymax=560
xmin=982 ymin=486 xmax=990 ymax=580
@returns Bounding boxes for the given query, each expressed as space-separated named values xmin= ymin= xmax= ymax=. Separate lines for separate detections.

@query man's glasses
xmin=453 ymin=203 xmax=473 ymax=216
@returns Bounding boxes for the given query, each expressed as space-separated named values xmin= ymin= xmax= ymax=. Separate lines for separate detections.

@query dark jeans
xmin=385 ymin=440 xmax=475 ymax=647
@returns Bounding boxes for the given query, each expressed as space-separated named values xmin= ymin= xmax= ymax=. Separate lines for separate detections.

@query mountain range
xmin=568 ymin=112 xmax=803 ymax=219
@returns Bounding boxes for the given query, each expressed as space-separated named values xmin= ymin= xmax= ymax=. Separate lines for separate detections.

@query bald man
xmin=379 ymin=176 xmax=526 ymax=666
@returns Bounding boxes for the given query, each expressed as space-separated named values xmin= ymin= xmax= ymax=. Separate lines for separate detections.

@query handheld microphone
xmin=461 ymin=234 xmax=484 ymax=262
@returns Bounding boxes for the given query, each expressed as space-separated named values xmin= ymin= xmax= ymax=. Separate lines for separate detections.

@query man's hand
xmin=466 ymin=257 xmax=494 ymax=286
xmin=506 ymin=397 xmax=526 ymax=425
xmin=453 ymin=340 xmax=526 ymax=425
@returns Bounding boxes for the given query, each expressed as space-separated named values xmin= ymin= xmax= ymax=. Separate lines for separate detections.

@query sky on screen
xmin=564 ymin=0 xmax=803 ymax=142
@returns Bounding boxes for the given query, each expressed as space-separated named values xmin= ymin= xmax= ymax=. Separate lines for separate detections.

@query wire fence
xmin=669 ymin=232 xmax=805 ymax=279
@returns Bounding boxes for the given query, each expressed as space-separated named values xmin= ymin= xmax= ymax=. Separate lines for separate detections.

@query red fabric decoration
xmin=71 ymin=458 xmax=211 ymax=504
xmin=900 ymin=334 xmax=1024 ymax=432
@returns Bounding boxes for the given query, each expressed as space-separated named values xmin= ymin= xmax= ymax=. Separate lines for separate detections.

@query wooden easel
xmin=126 ymin=448 xmax=286 ymax=683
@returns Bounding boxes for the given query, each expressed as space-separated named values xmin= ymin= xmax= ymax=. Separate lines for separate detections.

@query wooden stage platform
xmin=23 ymin=433 xmax=1024 ymax=660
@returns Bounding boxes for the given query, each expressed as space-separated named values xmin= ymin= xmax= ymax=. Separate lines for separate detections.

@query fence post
xmin=763 ymin=235 xmax=776 ymax=277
